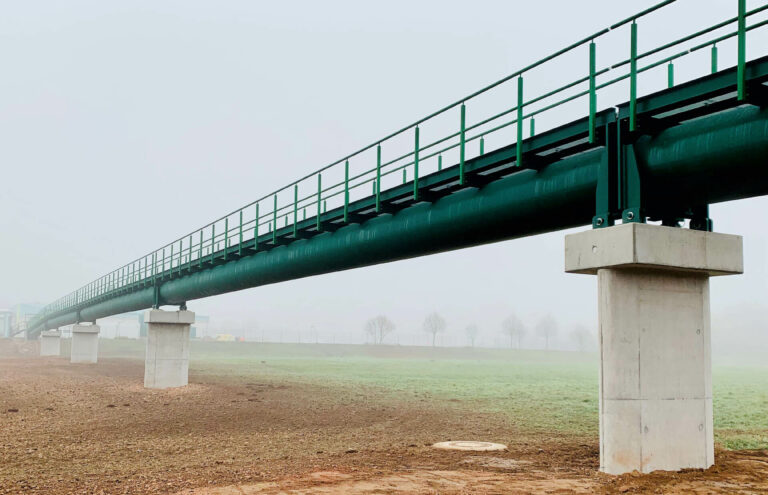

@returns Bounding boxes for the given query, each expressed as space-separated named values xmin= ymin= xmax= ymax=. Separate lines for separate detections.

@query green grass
xmin=98 ymin=339 xmax=768 ymax=449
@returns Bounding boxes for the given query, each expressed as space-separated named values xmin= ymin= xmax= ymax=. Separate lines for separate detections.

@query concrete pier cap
xmin=40 ymin=330 xmax=61 ymax=357
xmin=144 ymin=309 xmax=194 ymax=389
xmin=565 ymin=223 xmax=743 ymax=475
xmin=71 ymin=324 xmax=100 ymax=364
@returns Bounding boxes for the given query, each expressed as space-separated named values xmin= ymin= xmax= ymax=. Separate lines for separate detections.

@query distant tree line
xmin=361 ymin=311 xmax=593 ymax=351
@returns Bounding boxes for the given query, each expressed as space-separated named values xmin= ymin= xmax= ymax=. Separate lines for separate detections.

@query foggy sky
xmin=1 ymin=0 xmax=766 ymax=348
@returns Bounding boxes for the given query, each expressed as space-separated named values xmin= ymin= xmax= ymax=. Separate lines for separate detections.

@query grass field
xmin=97 ymin=338 xmax=768 ymax=451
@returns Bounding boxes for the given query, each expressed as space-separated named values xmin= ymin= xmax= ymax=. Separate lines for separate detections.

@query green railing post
xmin=438 ymin=154 xmax=442 ymax=171
xmin=238 ymin=211 xmax=243 ymax=256
xmin=479 ymin=135 xmax=485 ymax=155
xmin=629 ymin=21 xmax=638 ymax=132
xmin=376 ymin=144 xmax=382 ymax=212
xmin=198 ymin=231 xmax=203 ymax=267
xmin=210 ymin=225 xmax=215 ymax=263
xmin=711 ymin=44 xmax=718 ymax=74
xmin=413 ymin=127 xmax=419 ymax=201
xmin=530 ymin=117 xmax=535 ymax=137
xmin=668 ymin=62 xmax=674 ymax=88
xmin=162 ymin=249 xmax=166 ymax=280
xmin=272 ymin=195 xmax=277 ymax=244
xmin=293 ymin=184 xmax=298 ymax=238
xmin=254 ymin=203 xmax=259 ymax=249
xmin=224 ymin=218 xmax=228 ymax=259
xmin=589 ymin=41 xmax=597 ymax=143
xmin=169 ymin=245 xmax=173 ymax=276
xmin=344 ymin=161 xmax=349 ymax=223
xmin=737 ymin=0 xmax=746 ymax=100
xmin=402 ymin=169 xmax=406 ymax=184
xmin=516 ymin=76 xmax=523 ymax=166
xmin=316 ymin=174 xmax=322 ymax=232
xmin=459 ymin=103 xmax=466 ymax=183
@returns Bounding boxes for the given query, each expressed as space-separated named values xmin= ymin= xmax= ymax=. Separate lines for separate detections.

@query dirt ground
xmin=1 ymin=349 xmax=767 ymax=494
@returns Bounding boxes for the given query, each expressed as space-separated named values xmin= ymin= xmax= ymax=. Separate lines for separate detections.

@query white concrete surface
xmin=565 ymin=224 xmax=743 ymax=475
xmin=144 ymin=309 xmax=194 ymax=389
xmin=40 ymin=330 xmax=61 ymax=357
xmin=71 ymin=324 xmax=100 ymax=364
xmin=432 ymin=441 xmax=507 ymax=451
xmin=565 ymin=222 xmax=743 ymax=276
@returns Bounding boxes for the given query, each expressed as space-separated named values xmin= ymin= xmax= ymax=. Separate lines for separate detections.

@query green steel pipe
xmin=32 ymin=106 xmax=768 ymax=334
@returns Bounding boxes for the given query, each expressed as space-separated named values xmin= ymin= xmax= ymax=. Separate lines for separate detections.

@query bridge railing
xmin=33 ymin=0 xmax=768 ymax=326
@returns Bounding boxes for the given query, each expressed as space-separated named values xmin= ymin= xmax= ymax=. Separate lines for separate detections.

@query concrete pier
xmin=71 ymin=324 xmax=100 ymax=364
xmin=565 ymin=223 xmax=743 ymax=474
xmin=144 ymin=309 xmax=194 ymax=389
xmin=40 ymin=330 xmax=61 ymax=356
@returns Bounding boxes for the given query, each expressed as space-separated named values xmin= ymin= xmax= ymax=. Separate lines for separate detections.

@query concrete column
xmin=40 ymin=330 xmax=62 ymax=356
xmin=71 ymin=324 xmax=100 ymax=364
xmin=565 ymin=223 xmax=743 ymax=474
xmin=144 ymin=309 xmax=194 ymax=389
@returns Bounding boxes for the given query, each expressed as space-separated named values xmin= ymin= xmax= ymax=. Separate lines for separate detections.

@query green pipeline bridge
xmin=24 ymin=0 xmax=768 ymax=338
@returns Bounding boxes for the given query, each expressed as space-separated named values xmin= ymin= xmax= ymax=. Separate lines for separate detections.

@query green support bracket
xmin=593 ymin=121 xmax=616 ymax=229
xmin=153 ymin=284 xmax=161 ymax=309
xmin=619 ymin=137 xmax=644 ymax=224
xmin=689 ymin=205 xmax=713 ymax=232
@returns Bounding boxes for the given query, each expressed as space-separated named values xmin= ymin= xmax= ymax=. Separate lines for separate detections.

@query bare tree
xmin=423 ymin=313 xmax=446 ymax=347
xmin=501 ymin=314 xmax=526 ymax=349
xmin=364 ymin=315 xmax=395 ymax=344
xmin=465 ymin=324 xmax=479 ymax=348
xmin=569 ymin=324 xmax=593 ymax=351
xmin=536 ymin=315 xmax=558 ymax=350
